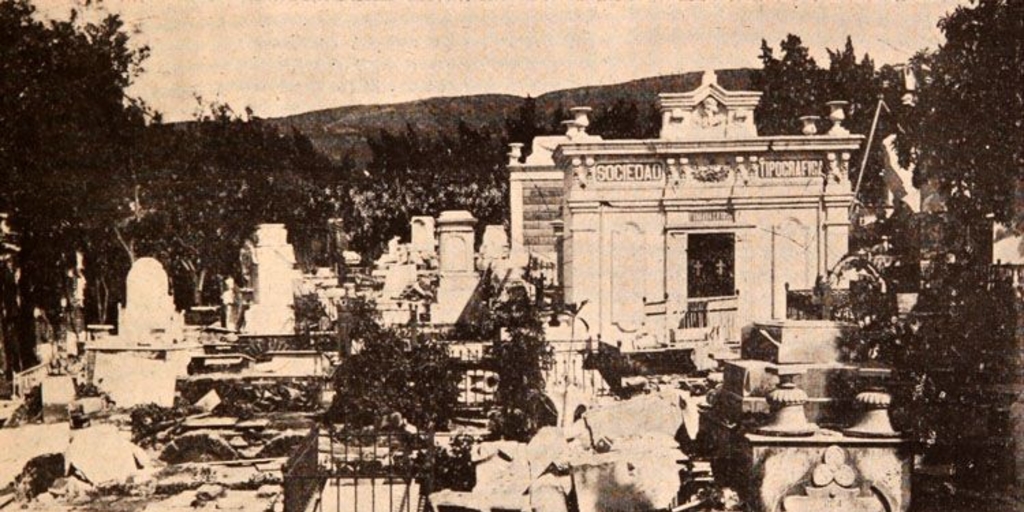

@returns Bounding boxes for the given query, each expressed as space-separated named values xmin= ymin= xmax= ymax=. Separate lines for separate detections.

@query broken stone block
xmin=256 ymin=485 xmax=280 ymax=498
xmin=195 ymin=483 xmax=225 ymax=501
xmin=570 ymin=444 xmax=683 ymax=512
xmin=582 ymin=392 xmax=683 ymax=448
xmin=256 ymin=432 xmax=308 ymax=458
xmin=742 ymin=320 xmax=854 ymax=364
xmin=65 ymin=425 xmax=151 ymax=487
xmin=193 ymin=389 xmax=221 ymax=413
xmin=529 ymin=472 xmax=570 ymax=512
xmin=160 ymin=432 xmax=239 ymax=464
xmin=41 ymin=376 xmax=75 ymax=423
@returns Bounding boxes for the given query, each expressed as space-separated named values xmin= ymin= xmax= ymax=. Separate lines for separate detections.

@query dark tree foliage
xmin=0 ymin=0 xmax=149 ymax=370
xmin=347 ymin=122 xmax=508 ymax=258
xmin=328 ymin=298 xmax=460 ymax=431
xmin=753 ymin=34 xmax=898 ymax=206
xmin=488 ymin=285 xmax=553 ymax=441
xmin=753 ymin=35 xmax=827 ymax=136
xmin=889 ymin=0 xmax=1021 ymax=490
xmin=901 ymin=0 xmax=1022 ymax=233
xmin=589 ymin=98 xmax=660 ymax=140
xmin=432 ymin=433 xmax=476 ymax=492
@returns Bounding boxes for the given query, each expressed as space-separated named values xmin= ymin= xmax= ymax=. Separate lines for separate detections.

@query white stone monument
xmin=410 ymin=216 xmax=436 ymax=254
xmin=240 ymin=224 xmax=301 ymax=335
xmin=479 ymin=225 xmax=510 ymax=270
xmin=433 ymin=211 xmax=480 ymax=325
xmin=117 ymin=257 xmax=184 ymax=345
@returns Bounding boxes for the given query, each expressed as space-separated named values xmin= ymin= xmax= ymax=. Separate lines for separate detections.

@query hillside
xmin=268 ymin=68 xmax=755 ymax=164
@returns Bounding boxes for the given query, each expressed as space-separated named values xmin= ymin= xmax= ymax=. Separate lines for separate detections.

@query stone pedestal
xmin=740 ymin=434 xmax=912 ymax=512
xmin=433 ymin=211 xmax=479 ymax=325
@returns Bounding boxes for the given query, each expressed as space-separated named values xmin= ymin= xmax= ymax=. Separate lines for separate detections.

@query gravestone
xmin=479 ymin=225 xmax=509 ymax=269
xmin=433 ymin=211 xmax=479 ymax=324
xmin=410 ymin=216 xmax=436 ymax=254
xmin=118 ymin=257 xmax=184 ymax=345
xmin=240 ymin=224 xmax=300 ymax=335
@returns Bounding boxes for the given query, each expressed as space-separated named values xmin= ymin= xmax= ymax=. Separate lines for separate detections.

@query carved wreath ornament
xmin=689 ymin=164 xmax=732 ymax=183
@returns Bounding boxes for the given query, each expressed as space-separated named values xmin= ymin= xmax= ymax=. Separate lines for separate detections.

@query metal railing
xmin=283 ymin=426 xmax=323 ymax=512
xmin=12 ymin=362 xmax=48 ymax=397
xmin=673 ymin=296 xmax=739 ymax=343
xmin=284 ymin=424 xmax=435 ymax=512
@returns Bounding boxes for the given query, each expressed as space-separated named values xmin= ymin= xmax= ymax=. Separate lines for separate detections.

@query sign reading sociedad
xmin=758 ymin=159 xmax=823 ymax=179
xmin=593 ymin=163 xmax=665 ymax=183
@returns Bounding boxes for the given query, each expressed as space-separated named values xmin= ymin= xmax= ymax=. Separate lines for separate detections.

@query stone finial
xmin=756 ymin=367 xmax=815 ymax=436
xmin=701 ymin=69 xmax=718 ymax=86
xmin=844 ymin=368 xmax=899 ymax=438
xmin=570 ymin=106 xmax=592 ymax=130
xmin=508 ymin=142 xmax=524 ymax=165
xmin=827 ymin=101 xmax=850 ymax=136
xmin=800 ymin=115 xmax=820 ymax=136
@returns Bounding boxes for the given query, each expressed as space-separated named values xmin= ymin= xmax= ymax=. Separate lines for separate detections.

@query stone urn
xmin=827 ymin=101 xmax=850 ymax=135
xmin=799 ymin=115 xmax=820 ymax=135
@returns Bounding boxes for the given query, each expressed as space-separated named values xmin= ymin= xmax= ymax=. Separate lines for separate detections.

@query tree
xmin=328 ymin=298 xmax=460 ymax=431
xmin=753 ymin=35 xmax=827 ymax=136
xmin=0 ymin=0 xmax=149 ymax=370
xmin=590 ymin=99 xmax=657 ymax=140
xmin=887 ymin=0 xmax=1022 ymax=491
xmin=488 ymin=284 xmax=554 ymax=441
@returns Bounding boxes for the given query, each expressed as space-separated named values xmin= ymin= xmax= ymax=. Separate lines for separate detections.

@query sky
xmin=35 ymin=0 xmax=966 ymax=122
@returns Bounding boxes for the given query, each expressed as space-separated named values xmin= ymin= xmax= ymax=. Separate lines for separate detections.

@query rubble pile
xmin=176 ymin=378 xmax=322 ymax=417
xmin=431 ymin=388 xmax=704 ymax=512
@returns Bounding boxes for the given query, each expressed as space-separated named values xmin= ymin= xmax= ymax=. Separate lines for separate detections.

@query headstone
xmin=434 ymin=211 xmax=479 ymax=324
xmin=410 ymin=216 xmax=436 ymax=253
xmin=479 ymin=225 xmax=509 ymax=268
xmin=241 ymin=224 xmax=300 ymax=335
xmin=118 ymin=257 xmax=184 ymax=345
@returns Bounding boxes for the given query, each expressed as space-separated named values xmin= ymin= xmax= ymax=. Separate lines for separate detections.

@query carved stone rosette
xmin=780 ymin=446 xmax=891 ymax=512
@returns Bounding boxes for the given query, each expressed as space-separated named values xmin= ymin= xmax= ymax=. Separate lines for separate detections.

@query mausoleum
xmin=522 ymin=71 xmax=864 ymax=348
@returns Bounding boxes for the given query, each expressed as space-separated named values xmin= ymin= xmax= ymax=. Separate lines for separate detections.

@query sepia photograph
xmin=0 ymin=1 xmax=1021 ymax=511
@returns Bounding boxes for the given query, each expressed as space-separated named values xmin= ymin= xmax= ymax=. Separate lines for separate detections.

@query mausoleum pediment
xmin=658 ymin=70 xmax=762 ymax=141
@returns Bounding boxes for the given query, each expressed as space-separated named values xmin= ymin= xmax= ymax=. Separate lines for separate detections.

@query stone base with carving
xmin=739 ymin=433 xmax=912 ymax=512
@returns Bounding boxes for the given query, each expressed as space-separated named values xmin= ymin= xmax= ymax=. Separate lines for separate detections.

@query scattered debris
xmin=14 ymin=453 xmax=64 ymax=501
xmin=160 ymin=432 xmax=240 ymax=464
xmin=193 ymin=389 xmax=222 ymax=413
xmin=65 ymin=425 xmax=151 ymax=486
xmin=194 ymin=482 xmax=225 ymax=502
xmin=0 ymin=423 xmax=70 ymax=490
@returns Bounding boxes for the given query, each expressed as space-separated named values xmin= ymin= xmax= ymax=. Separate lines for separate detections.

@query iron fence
xmin=283 ymin=424 xmax=435 ymax=512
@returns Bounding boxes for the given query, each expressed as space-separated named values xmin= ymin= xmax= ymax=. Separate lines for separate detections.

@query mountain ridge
xmin=266 ymin=68 xmax=756 ymax=164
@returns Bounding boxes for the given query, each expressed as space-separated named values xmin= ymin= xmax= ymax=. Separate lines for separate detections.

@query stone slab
xmin=41 ymin=376 xmax=75 ymax=423
xmin=742 ymin=320 xmax=854 ymax=364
